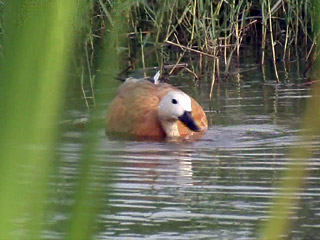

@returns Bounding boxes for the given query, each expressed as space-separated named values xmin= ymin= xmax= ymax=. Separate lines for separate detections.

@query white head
xmin=158 ymin=90 xmax=191 ymax=120
xmin=158 ymin=90 xmax=200 ymax=134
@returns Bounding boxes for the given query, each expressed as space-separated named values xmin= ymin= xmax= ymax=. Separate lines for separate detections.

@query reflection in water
xmin=54 ymin=61 xmax=320 ymax=240
xmin=97 ymin=141 xmax=320 ymax=239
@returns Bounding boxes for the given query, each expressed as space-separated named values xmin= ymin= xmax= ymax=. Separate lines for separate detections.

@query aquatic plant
xmin=73 ymin=0 xmax=316 ymax=104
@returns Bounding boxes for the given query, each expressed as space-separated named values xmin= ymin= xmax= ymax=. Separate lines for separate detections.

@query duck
xmin=105 ymin=77 xmax=208 ymax=140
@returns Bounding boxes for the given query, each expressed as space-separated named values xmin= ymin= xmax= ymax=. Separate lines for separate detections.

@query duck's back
xmin=105 ymin=80 xmax=173 ymax=140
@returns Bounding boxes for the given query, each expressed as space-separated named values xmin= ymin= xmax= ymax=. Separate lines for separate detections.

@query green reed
xmin=0 ymin=1 xmax=81 ymax=239
xmin=0 ymin=0 xmax=129 ymax=239
xmin=260 ymin=2 xmax=320 ymax=238
xmin=72 ymin=0 xmax=316 ymax=103
xmin=259 ymin=86 xmax=320 ymax=240
xmin=65 ymin=1 xmax=131 ymax=239
xmin=0 ymin=1 xmax=317 ymax=87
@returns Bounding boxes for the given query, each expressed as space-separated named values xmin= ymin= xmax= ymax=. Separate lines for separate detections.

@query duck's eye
xmin=172 ymin=99 xmax=178 ymax=104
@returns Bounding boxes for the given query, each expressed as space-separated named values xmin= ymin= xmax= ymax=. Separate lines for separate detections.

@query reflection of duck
xmin=105 ymin=78 xmax=207 ymax=140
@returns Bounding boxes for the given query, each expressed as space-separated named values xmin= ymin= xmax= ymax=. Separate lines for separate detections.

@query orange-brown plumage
xmin=106 ymin=79 xmax=207 ymax=140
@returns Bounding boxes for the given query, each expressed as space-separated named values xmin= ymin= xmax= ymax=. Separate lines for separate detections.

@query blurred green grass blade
xmin=0 ymin=1 xmax=79 ymax=239
xmin=260 ymin=2 xmax=320 ymax=238
xmin=260 ymin=84 xmax=320 ymax=239
xmin=65 ymin=1 xmax=132 ymax=240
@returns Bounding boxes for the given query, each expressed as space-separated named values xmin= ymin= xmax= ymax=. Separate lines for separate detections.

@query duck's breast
xmin=177 ymin=97 xmax=208 ymax=137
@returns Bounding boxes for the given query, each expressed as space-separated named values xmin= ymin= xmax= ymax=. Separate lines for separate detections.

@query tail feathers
xmin=153 ymin=70 xmax=161 ymax=85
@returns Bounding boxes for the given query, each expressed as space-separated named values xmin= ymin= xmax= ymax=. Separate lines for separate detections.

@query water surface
xmin=56 ymin=61 xmax=320 ymax=240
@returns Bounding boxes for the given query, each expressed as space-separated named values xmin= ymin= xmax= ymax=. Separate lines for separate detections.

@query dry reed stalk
xmin=209 ymin=59 xmax=216 ymax=100
xmin=209 ymin=44 xmax=218 ymax=100
xmin=283 ymin=23 xmax=290 ymax=61
xmin=80 ymin=67 xmax=90 ymax=109
xmin=184 ymin=67 xmax=199 ymax=79
xmin=267 ymin=0 xmax=280 ymax=83
xmin=85 ymin=43 xmax=96 ymax=107
xmin=165 ymin=40 xmax=216 ymax=59
xmin=261 ymin=1 xmax=267 ymax=66
xmin=140 ymin=31 xmax=147 ymax=78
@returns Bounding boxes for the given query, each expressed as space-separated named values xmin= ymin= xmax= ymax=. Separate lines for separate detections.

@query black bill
xmin=178 ymin=111 xmax=200 ymax=132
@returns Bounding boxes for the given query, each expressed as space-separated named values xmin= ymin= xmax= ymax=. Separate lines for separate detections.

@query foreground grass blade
xmin=0 ymin=1 xmax=79 ymax=239
xmin=259 ymin=84 xmax=320 ymax=239
xmin=260 ymin=1 xmax=320 ymax=236
xmin=65 ymin=1 xmax=132 ymax=240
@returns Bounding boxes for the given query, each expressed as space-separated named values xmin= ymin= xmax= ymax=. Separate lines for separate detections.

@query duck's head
xmin=158 ymin=90 xmax=200 ymax=132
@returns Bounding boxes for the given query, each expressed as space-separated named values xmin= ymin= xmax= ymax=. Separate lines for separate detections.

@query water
xmin=54 ymin=61 xmax=320 ymax=240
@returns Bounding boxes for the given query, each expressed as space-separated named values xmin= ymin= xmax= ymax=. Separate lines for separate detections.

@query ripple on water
xmin=54 ymin=71 xmax=320 ymax=240
xmin=96 ymin=130 xmax=320 ymax=239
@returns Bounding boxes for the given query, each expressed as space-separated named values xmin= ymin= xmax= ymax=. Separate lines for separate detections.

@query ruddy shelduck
xmin=105 ymin=78 xmax=208 ymax=140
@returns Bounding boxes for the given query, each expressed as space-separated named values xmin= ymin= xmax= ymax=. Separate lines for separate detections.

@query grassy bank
xmin=83 ymin=0 xmax=316 ymax=89
xmin=1 ymin=1 xmax=313 ymax=105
